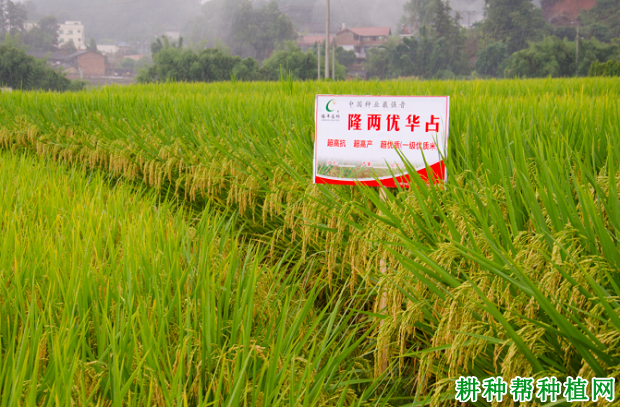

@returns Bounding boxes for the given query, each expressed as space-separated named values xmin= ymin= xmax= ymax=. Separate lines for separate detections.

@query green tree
xmin=364 ymin=3 xmax=466 ymax=79
xmin=432 ymin=0 xmax=456 ymax=39
xmin=1 ymin=0 xmax=27 ymax=37
xmin=589 ymin=59 xmax=620 ymax=76
xmin=482 ymin=0 xmax=549 ymax=54
xmin=400 ymin=0 xmax=434 ymax=35
xmin=150 ymin=35 xmax=182 ymax=56
xmin=22 ymin=16 xmax=58 ymax=51
xmin=137 ymin=46 xmax=260 ymax=83
xmin=86 ymin=37 xmax=97 ymax=52
xmin=315 ymin=41 xmax=357 ymax=68
xmin=186 ymin=0 xmax=295 ymax=61
xmin=429 ymin=0 xmax=468 ymax=75
xmin=23 ymin=1 xmax=39 ymax=21
xmin=60 ymin=39 xmax=77 ymax=54
xmin=232 ymin=1 xmax=295 ymax=61
xmin=38 ymin=15 xmax=58 ymax=41
xmin=5 ymin=0 xmax=26 ymax=35
xmin=134 ymin=55 xmax=152 ymax=71
xmin=231 ymin=57 xmax=259 ymax=81
xmin=579 ymin=0 xmax=620 ymax=43
xmin=0 ymin=43 xmax=83 ymax=90
xmin=118 ymin=57 xmax=136 ymax=71
xmin=260 ymin=41 xmax=344 ymax=81
xmin=185 ymin=0 xmax=244 ymax=47
xmin=504 ymin=36 xmax=620 ymax=77
xmin=364 ymin=43 xmax=392 ymax=79
xmin=475 ymin=40 xmax=508 ymax=77
xmin=364 ymin=30 xmax=469 ymax=80
xmin=0 ymin=0 xmax=5 ymax=36
xmin=335 ymin=46 xmax=356 ymax=67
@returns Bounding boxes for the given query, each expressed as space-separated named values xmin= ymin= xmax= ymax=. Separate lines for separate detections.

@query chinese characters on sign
xmin=455 ymin=376 xmax=615 ymax=404
xmin=314 ymin=95 xmax=450 ymax=188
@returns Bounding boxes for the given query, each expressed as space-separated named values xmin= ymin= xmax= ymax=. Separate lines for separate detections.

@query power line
xmin=461 ymin=10 xmax=476 ymax=29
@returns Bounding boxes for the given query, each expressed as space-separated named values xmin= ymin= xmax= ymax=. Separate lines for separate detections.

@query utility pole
xmin=462 ymin=11 xmax=476 ymax=29
xmin=575 ymin=23 xmax=580 ymax=77
xmin=325 ymin=0 xmax=330 ymax=79
xmin=332 ymin=42 xmax=336 ymax=80
xmin=318 ymin=42 xmax=321 ymax=80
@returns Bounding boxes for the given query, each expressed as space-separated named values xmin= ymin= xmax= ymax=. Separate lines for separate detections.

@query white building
xmin=58 ymin=21 xmax=85 ymax=49
xmin=97 ymin=45 xmax=120 ymax=55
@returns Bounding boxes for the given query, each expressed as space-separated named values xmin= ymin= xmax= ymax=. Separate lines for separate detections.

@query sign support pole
xmin=378 ymin=188 xmax=389 ymax=374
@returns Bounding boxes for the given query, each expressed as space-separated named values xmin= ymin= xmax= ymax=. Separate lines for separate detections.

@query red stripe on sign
xmin=315 ymin=161 xmax=445 ymax=188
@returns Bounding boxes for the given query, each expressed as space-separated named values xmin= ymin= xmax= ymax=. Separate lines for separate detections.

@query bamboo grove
xmin=0 ymin=77 xmax=619 ymax=405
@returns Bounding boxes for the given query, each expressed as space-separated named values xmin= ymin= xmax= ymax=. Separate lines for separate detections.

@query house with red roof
xmin=297 ymin=26 xmax=392 ymax=60
xmin=335 ymin=27 xmax=391 ymax=59
xmin=298 ymin=34 xmax=336 ymax=52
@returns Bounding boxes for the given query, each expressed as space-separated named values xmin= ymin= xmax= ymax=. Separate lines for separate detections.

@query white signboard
xmin=313 ymin=95 xmax=450 ymax=188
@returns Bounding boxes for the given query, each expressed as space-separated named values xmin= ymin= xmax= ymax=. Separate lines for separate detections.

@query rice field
xmin=1 ymin=77 xmax=619 ymax=406
xmin=0 ymin=150 xmax=387 ymax=406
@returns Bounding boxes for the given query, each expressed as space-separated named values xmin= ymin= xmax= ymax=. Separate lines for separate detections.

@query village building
xmin=23 ymin=22 xmax=37 ymax=31
xmin=298 ymin=26 xmax=391 ymax=60
xmin=298 ymin=35 xmax=335 ymax=52
xmin=63 ymin=51 xmax=108 ymax=78
xmin=334 ymin=26 xmax=391 ymax=59
xmin=27 ymin=50 xmax=110 ymax=79
xmin=58 ymin=21 xmax=86 ymax=49
xmin=97 ymin=45 xmax=120 ymax=55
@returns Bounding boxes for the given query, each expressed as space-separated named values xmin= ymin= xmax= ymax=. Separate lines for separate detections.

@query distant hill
xmin=541 ymin=0 xmax=620 ymax=42
xmin=542 ymin=0 xmax=597 ymax=25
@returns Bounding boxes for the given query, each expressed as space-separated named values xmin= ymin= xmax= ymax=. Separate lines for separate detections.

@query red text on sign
xmin=348 ymin=114 xmax=362 ymax=130
xmin=406 ymin=115 xmax=420 ymax=132
xmin=387 ymin=115 xmax=400 ymax=132
xmin=381 ymin=141 xmax=437 ymax=150
xmin=368 ymin=114 xmax=381 ymax=131
xmin=327 ymin=139 xmax=347 ymax=147
xmin=354 ymin=140 xmax=373 ymax=148
xmin=426 ymin=115 xmax=440 ymax=132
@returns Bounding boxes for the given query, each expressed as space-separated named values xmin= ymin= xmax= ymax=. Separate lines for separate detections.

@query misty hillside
xmin=271 ymin=0 xmax=485 ymax=33
xmin=24 ymin=0 xmax=486 ymax=42
xmin=27 ymin=0 xmax=201 ymax=41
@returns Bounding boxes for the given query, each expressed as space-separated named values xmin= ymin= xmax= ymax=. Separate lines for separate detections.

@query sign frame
xmin=313 ymin=94 xmax=450 ymax=188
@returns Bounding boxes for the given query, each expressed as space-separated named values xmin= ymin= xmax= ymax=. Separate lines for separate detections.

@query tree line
xmin=367 ymin=0 xmax=620 ymax=79
xmin=0 ymin=1 xmax=87 ymax=91
xmin=137 ymin=39 xmax=352 ymax=83
xmin=3 ymin=0 xmax=620 ymax=88
xmin=0 ymin=40 xmax=84 ymax=91
xmin=145 ymin=0 xmax=619 ymax=82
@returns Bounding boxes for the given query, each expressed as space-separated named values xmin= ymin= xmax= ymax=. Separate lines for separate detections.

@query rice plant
xmin=1 ymin=77 xmax=619 ymax=404
xmin=0 ymin=150 xmax=391 ymax=406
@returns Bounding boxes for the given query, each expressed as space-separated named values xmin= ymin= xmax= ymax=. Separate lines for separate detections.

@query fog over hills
xmin=26 ymin=0 xmax=201 ymax=41
xmin=271 ymin=0 xmax=485 ymax=33
xmin=25 ymin=0 xmax=487 ymax=42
